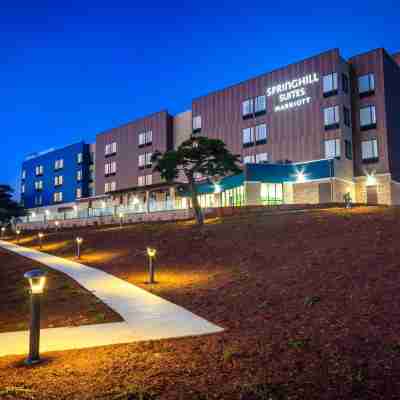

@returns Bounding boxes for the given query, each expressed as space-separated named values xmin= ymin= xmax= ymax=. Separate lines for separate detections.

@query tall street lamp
xmin=146 ymin=247 xmax=157 ymax=284
xmin=24 ymin=269 xmax=47 ymax=365
xmin=76 ymin=237 xmax=83 ymax=259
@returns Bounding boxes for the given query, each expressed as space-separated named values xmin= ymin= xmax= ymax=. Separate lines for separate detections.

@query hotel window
xmin=324 ymin=105 xmax=340 ymax=130
xmin=53 ymin=192 xmax=63 ymax=203
xmin=22 ymin=170 xmax=26 ymax=180
xmin=35 ymin=165 xmax=44 ymax=176
xmin=242 ymin=127 xmax=255 ymax=147
xmin=360 ymin=105 xmax=377 ymax=130
xmin=255 ymin=152 xmax=268 ymax=164
xmin=54 ymin=159 xmax=64 ymax=170
xmin=145 ymin=152 xmax=153 ymax=167
xmin=345 ymin=140 xmax=353 ymax=160
xmin=104 ymin=161 xmax=117 ymax=176
xmin=77 ymin=152 xmax=83 ymax=164
xmin=77 ymin=170 xmax=83 ymax=181
xmin=324 ymin=139 xmax=341 ymax=159
xmin=54 ymin=175 xmax=63 ymax=186
xmin=138 ymin=154 xmax=146 ymax=168
xmin=358 ymin=73 xmax=375 ymax=97
xmin=255 ymin=124 xmax=268 ymax=144
xmin=104 ymin=181 xmax=117 ymax=193
xmin=242 ymin=98 xmax=254 ymax=118
xmin=361 ymin=139 xmax=379 ymax=163
xmin=254 ymin=95 xmax=266 ymax=115
xmin=323 ymin=72 xmax=338 ymax=97
xmin=243 ymin=155 xmax=255 ymax=164
xmin=35 ymin=195 xmax=42 ymax=206
xmin=21 ymin=184 xmax=25 ymax=194
xmin=35 ymin=180 xmax=43 ymax=191
xmin=139 ymin=130 xmax=153 ymax=146
xmin=138 ymin=176 xmax=145 ymax=186
xmin=105 ymin=142 xmax=117 ymax=156
xmin=146 ymin=174 xmax=152 ymax=185
xmin=76 ymin=187 xmax=82 ymax=199
xmin=342 ymin=74 xmax=349 ymax=93
xmin=193 ymin=116 xmax=202 ymax=133
xmin=343 ymin=106 xmax=351 ymax=127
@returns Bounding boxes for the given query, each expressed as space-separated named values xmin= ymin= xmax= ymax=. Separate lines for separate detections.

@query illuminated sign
xmin=266 ymin=73 xmax=319 ymax=112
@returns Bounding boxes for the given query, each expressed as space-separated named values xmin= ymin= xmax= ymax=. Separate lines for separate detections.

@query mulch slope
xmin=1 ymin=206 xmax=400 ymax=399
xmin=0 ymin=250 xmax=122 ymax=333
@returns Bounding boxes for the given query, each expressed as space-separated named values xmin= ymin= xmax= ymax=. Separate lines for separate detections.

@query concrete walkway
xmin=0 ymin=240 xmax=223 ymax=358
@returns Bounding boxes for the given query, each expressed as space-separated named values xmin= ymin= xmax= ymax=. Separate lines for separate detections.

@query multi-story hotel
xmin=20 ymin=47 xmax=400 ymax=221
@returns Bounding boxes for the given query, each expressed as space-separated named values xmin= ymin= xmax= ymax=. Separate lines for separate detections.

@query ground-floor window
xmin=260 ymin=183 xmax=283 ymax=205
xmin=220 ymin=186 xmax=245 ymax=207
xmin=198 ymin=193 xmax=216 ymax=208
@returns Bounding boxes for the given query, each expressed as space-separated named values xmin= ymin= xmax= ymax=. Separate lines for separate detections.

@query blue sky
xmin=1 ymin=0 xmax=399 ymax=193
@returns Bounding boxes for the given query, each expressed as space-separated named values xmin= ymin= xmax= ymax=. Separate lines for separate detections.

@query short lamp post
xmin=146 ymin=247 xmax=157 ymax=284
xmin=119 ymin=212 xmax=124 ymax=228
xmin=38 ymin=233 xmax=44 ymax=250
xmin=16 ymin=229 xmax=21 ymax=244
xmin=24 ymin=269 xmax=47 ymax=365
xmin=76 ymin=237 xmax=83 ymax=259
xmin=54 ymin=221 xmax=60 ymax=231
xmin=1 ymin=226 xmax=5 ymax=238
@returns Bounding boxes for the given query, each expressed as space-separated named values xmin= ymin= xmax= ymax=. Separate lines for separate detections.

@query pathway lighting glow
xmin=76 ymin=237 xmax=83 ymax=259
xmin=119 ymin=212 xmax=124 ymax=228
xmin=24 ymin=269 xmax=47 ymax=365
xmin=146 ymin=247 xmax=157 ymax=284
xmin=38 ymin=233 xmax=44 ymax=249
xmin=16 ymin=229 xmax=21 ymax=243
xmin=1 ymin=227 xmax=5 ymax=238
xmin=55 ymin=221 xmax=60 ymax=231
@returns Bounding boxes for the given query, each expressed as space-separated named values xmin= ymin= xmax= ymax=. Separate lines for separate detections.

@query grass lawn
xmin=1 ymin=206 xmax=400 ymax=399
xmin=0 ymin=250 xmax=122 ymax=333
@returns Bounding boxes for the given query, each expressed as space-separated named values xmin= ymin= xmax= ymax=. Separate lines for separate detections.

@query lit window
xmin=138 ymin=154 xmax=146 ymax=168
xmin=35 ymin=180 xmax=43 ymax=190
xmin=138 ymin=176 xmax=145 ymax=186
xmin=361 ymin=139 xmax=378 ymax=162
xmin=255 ymin=153 xmax=268 ymax=164
xmin=54 ymin=159 xmax=64 ymax=170
xmin=242 ymin=99 xmax=254 ymax=117
xmin=104 ymin=161 xmax=117 ymax=175
xmin=53 ymin=192 xmax=63 ymax=203
xmin=255 ymin=124 xmax=268 ymax=143
xmin=21 ymin=184 xmax=25 ymax=194
xmin=324 ymin=106 xmax=340 ymax=129
xmin=77 ymin=153 xmax=83 ymax=164
xmin=145 ymin=152 xmax=152 ymax=167
xmin=242 ymin=127 xmax=254 ymax=146
xmin=110 ymin=181 xmax=116 ymax=191
xmin=324 ymin=139 xmax=341 ymax=159
xmin=255 ymin=95 xmax=266 ymax=114
xmin=146 ymin=174 xmax=152 ymax=185
xmin=105 ymin=142 xmax=117 ymax=156
xmin=323 ymin=73 xmax=338 ymax=96
xmin=77 ymin=170 xmax=83 ymax=181
xmin=22 ymin=170 xmax=26 ymax=180
xmin=35 ymin=165 xmax=44 ymax=176
xmin=358 ymin=73 xmax=375 ymax=96
xmin=76 ymin=188 xmax=82 ymax=199
xmin=139 ymin=130 xmax=153 ymax=146
xmin=360 ymin=105 xmax=376 ymax=130
xmin=243 ymin=155 xmax=255 ymax=164
xmin=54 ymin=175 xmax=63 ymax=186
xmin=193 ymin=116 xmax=202 ymax=132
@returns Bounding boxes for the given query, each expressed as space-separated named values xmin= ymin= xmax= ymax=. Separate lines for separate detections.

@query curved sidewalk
xmin=0 ymin=240 xmax=223 ymax=358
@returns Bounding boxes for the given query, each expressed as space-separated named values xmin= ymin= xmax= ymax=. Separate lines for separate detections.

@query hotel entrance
xmin=260 ymin=183 xmax=283 ymax=205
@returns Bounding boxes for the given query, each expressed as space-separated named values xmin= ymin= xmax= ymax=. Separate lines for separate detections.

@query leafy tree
xmin=152 ymin=136 xmax=241 ymax=225
xmin=0 ymin=185 xmax=25 ymax=224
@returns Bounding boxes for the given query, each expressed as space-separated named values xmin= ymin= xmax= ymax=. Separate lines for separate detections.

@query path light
xmin=119 ymin=212 xmax=124 ymax=228
xmin=76 ymin=237 xmax=83 ymax=259
xmin=24 ymin=269 xmax=47 ymax=365
xmin=16 ymin=229 xmax=21 ymax=244
xmin=38 ymin=233 xmax=44 ymax=250
xmin=54 ymin=221 xmax=60 ymax=231
xmin=146 ymin=247 xmax=157 ymax=284
xmin=1 ymin=226 xmax=6 ymax=238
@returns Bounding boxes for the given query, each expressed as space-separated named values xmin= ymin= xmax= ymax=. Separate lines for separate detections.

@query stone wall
xmin=292 ymin=182 xmax=320 ymax=204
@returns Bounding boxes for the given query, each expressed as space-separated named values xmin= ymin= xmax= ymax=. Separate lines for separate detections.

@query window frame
xmin=322 ymin=72 xmax=338 ymax=97
xmin=360 ymin=105 xmax=377 ymax=130
xmin=324 ymin=138 xmax=341 ymax=159
xmin=358 ymin=73 xmax=375 ymax=97
xmin=254 ymin=95 xmax=266 ymax=115
xmin=192 ymin=115 xmax=202 ymax=133
xmin=361 ymin=138 xmax=379 ymax=163
xmin=323 ymin=105 xmax=340 ymax=130
xmin=255 ymin=123 xmax=268 ymax=145
xmin=242 ymin=127 xmax=255 ymax=147
xmin=242 ymin=98 xmax=254 ymax=119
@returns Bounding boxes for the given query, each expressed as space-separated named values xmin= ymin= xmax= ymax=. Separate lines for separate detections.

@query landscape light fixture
xmin=16 ymin=229 xmax=21 ymax=244
xmin=119 ymin=212 xmax=124 ymax=228
xmin=24 ymin=269 xmax=47 ymax=365
xmin=146 ymin=247 xmax=157 ymax=284
xmin=38 ymin=233 xmax=44 ymax=249
xmin=1 ymin=226 xmax=5 ymax=238
xmin=76 ymin=237 xmax=83 ymax=259
xmin=54 ymin=221 xmax=60 ymax=231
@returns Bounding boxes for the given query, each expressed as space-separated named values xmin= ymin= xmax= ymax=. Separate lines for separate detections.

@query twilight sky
xmin=1 ymin=0 xmax=399 ymax=194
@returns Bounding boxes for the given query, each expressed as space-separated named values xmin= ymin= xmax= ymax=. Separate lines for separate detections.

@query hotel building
xmin=20 ymin=47 xmax=400 ymax=220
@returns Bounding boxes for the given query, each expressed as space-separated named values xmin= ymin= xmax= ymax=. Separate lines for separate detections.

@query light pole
xmin=16 ymin=229 xmax=21 ymax=244
xmin=1 ymin=226 xmax=5 ymax=238
xmin=24 ymin=269 xmax=47 ymax=365
xmin=146 ymin=247 xmax=157 ymax=284
xmin=119 ymin=212 xmax=124 ymax=228
xmin=38 ymin=233 xmax=44 ymax=250
xmin=76 ymin=237 xmax=83 ymax=259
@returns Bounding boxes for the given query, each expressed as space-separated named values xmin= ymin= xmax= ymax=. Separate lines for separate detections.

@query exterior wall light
xmin=296 ymin=170 xmax=307 ymax=183
xmin=214 ymin=184 xmax=222 ymax=194
xmin=16 ymin=229 xmax=21 ymax=244
xmin=24 ymin=269 xmax=47 ymax=365
xmin=76 ymin=237 xmax=83 ymax=259
xmin=38 ymin=233 xmax=44 ymax=250
xmin=366 ymin=173 xmax=377 ymax=186
xmin=146 ymin=247 xmax=157 ymax=284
